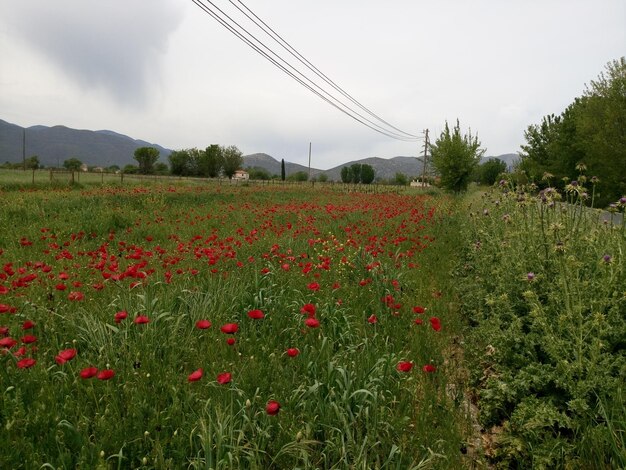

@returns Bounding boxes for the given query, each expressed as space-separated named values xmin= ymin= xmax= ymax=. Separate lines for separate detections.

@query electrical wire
xmin=191 ymin=0 xmax=421 ymax=141
xmin=230 ymin=0 xmax=420 ymax=140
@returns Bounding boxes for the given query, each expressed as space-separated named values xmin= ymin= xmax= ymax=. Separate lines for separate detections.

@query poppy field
xmin=0 ymin=182 xmax=469 ymax=469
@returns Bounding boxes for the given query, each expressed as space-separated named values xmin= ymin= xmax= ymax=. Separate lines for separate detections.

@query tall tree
xmin=361 ymin=164 xmax=375 ymax=184
xmin=133 ymin=147 xmax=160 ymax=175
xmin=205 ymin=144 xmax=224 ymax=178
xmin=281 ymin=159 xmax=286 ymax=181
xmin=168 ymin=150 xmax=191 ymax=176
xmin=477 ymin=158 xmax=507 ymax=186
xmin=340 ymin=166 xmax=352 ymax=183
xmin=222 ymin=145 xmax=243 ymax=179
xmin=430 ymin=119 xmax=485 ymax=193
xmin=63 ymin=157 xmax=83 ymax=172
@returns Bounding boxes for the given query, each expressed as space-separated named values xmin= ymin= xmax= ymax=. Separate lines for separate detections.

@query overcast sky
xmin=1 ymin=1 xmax=624 ymax=170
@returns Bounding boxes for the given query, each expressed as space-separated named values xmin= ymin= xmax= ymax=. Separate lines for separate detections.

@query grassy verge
xmin=456 ymin=180 xmax=626 ymax=468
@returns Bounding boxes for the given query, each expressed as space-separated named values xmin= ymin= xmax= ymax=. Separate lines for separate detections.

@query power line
xmin=190 ymin=0 xmax=421 ymax=141
xmin=229 ymin=0 xmax=420 ymax=140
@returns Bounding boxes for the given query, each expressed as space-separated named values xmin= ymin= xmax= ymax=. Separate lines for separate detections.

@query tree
xmin=430 ymin=119 xmax=485 ymax=193
xmin=222 ymin=145 xmax=243 ymax=179
xmin=63 ymin=158 xmax=83 ymax=172
xmin=361 ymin=164 xmax=375 ymax=184
xmin=205 ymin=145 xmax=224 ymax=178
xmin=247 ymin=167 xmax=271 ymax=180
xmin=392 ymin=172 xmax=408 ymax=186
xmin=169 ymin=150 xmax=192 ymax=176
xmin=133 ymin=147 xmax=160 ymax=174
xmin=281 ymin=159 xmax=286 ymax=181
xmin=317 ymin=173 xmax=328 ymax=182
xmin=154 ymin=162 xmax=169 ymax=175
xmin=478 ymin=158 xmax=508 ymax=186
xmin=24 ymin=156 xmax=40 ymax=170
xmin=349 ymin=164 xmax=363 ymax=183
xmin=340 ymin=166 xmax=352 ymax=183
xmin=287 ymin=171 xmax=308 ymax=182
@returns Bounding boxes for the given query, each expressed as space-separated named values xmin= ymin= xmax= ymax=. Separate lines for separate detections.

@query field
xmin=0 ymin=175 xmax=624 ymax=469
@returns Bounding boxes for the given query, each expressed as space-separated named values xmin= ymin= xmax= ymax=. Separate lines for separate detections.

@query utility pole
xmin=23 ymin=128 xmax=26 ymax=171
xmin=421 ymin=129 xmax=429 ymax=187
xmin=308 ymin=142 xmax=312 ymax=181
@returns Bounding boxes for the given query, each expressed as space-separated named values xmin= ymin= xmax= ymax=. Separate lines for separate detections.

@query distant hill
xmin=1 ymin=119 xmax=518 ymax=178
xmin=0 ymin=119 xmax=171 ymax=168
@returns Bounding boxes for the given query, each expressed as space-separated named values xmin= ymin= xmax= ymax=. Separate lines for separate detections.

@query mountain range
xmin=0 ymin=119 xmax=518 ymax=179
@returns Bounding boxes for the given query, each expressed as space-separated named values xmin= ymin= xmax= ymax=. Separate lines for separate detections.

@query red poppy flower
xmin=68 ymin=291 xmax=84 ymax=301
xmin=304 ymin=317 xmax=320 ymax=328
xmin=114 ymin=311 xmax=128 ymax=324
xmin=14 ymin=346 xmax=27 ymax=357
xmin=300 ymin=303 xmax=316 ymax=317
xmin=220 ymin=323 xmax=238 ymax=334
xmin=97 ymin=369 xmax=115 ymax=380
xmin=429 ymin=317 xmax=442 ymax=332
xmin=396 ymin=361 xmax=413 ymax=372
xmin=80 ymin=366 xmax=98 ymax=379
xmin=367 ymin=314 xmax=378 ymax=324
xmin=414 ymin=318 xmax=423 ymax=325
xmin=266 ymin=400 xmax=281 ymax=415
xmin=422 ymin=364 xmax=437 ymax=373
xmin=21 ymin=320 xmax=35 ymax=330
xmin=17 ymin=358 xmax=36 ymax=369
xmin=286 ymin=348 xmax=299 ymax=357
xmin=217 ymin=372 xmax=232 ymax=384
xmin=0 ymin=304 xmax=17 ymax=313
xmin=134 ymin=315 xmax=150 ymax=325
xmin=226 ymin=337 xmax=236 ymax=346
xmin=413 ymin=306 xmax=426 ymax=314
xmin=247 ymin=309 xmax=265 ymax=320
xmin=195 ymin=319 xmax=212 ymax=329
xmin=307 ymin=282 xmax=320 ymax=291
xmin=55 ymin=283 xmax=67 ymax=291
xmin=21 ymin=335 xmax=37 ymax=344
xmin=188 ymin=368 xmax=203 ymax=382
xmin=0 ymin=326 xmax=8 ymax=336
xmin=55 ymin=348 xmax=77 ymax=365
xmin=0 ymin=337 xmax=17 ymax=349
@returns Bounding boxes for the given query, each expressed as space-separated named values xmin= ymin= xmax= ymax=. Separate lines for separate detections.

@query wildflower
xmin=300 ymin=303 xmax=316 ymax=317
xmin=286 ymin=348 xmax=300 ymax=357
xmin=17 ymin=358 xmax=36 ymax=369
xmin=414 ymin=318 xmax=423 ymax=325
xmin=266 ymin=400 xmax=281 ymax=415
xmin=429 ymin=317 xmax=442 ymax=332
xmin=304 ymin=317 xmax=320 ymax=328
xmin=247 ymin=309 xmax=265 ymax=320
xmin=188 ymin=368 xmax=203 ymax=382
xmin=114 ymin=311 xmax=128 ymax=324
xmin=68 ymin=291 xmax=84 ymax=301
xmin=603 ymin=254 xmax=612 ymax=264
xmin=0 ymin=337 xmax=18 ymax=349
xmin=220 ymin=323 xmax=238 ymax=334
xmin=97 ymin=369 xmax=115 ymax=380
xmin=134 ymin=315 xmax=150 ymax=325
xmin=21 ymin=320 xmax=35 ymax=330
xmin=307 ymin=282 xmax=320 ymax=291
xmin=226 ymin=337 xmax=236 ymax=346
xmin=422 ymin=364 xmax=437 ymax=373
xmin=412 ymin=306 xmax=426 ymax=314
xmin=195 ymin=319 xmax=212 ymax=329
xmin=367 ymin=314 xmax=378 ymax=324
xmin=21 ymin=335 xmax=37 ymax=344
xmin=396 ymin=361 xmax=413 ymax=372
xmin=217 ymin=372 xmax=232 ymax=384
xmin=55 ymin=348 xmax=77 ymax=365
xmin=80 ymin=366 xmax=98 ymax=379
xmin=526 ymin=272 xmax=535 ymax=281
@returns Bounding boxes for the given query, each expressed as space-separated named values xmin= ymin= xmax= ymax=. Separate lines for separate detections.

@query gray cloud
xmin=3 ymin=1 xmax=183 ymax=106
